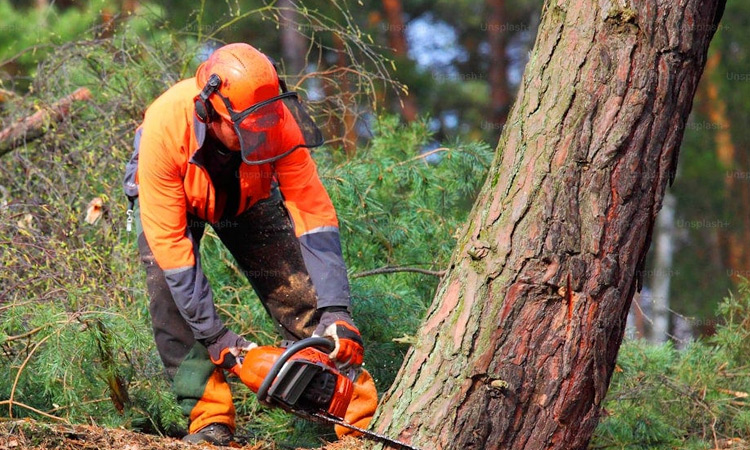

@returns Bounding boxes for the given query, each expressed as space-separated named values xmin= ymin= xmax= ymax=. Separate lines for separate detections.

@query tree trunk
xmin=700 ymin=51 xmax=750 ymax=284
xmin=373 ymin=1 xmax=725 ymax=449
xmin=648 ymin=191 xmax=676 ymax=344
xmin=382 ymin=0 xmax=419 ymax=122
xmin=333 ymin=34 xmax=358 ymax=156
xmin=627 ymin=291 xmax=648 ymax=339
xmin=486 ymin=0 xmax=511 ymax=126
xmin=278 ymin=0 xmax=307 ymax=75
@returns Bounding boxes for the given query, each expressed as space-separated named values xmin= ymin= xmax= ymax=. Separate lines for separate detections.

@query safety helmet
xmin=194 ymin=43 xmax=280 ymax=122
xmin=193 ymin=43 xmax=323 ymax=165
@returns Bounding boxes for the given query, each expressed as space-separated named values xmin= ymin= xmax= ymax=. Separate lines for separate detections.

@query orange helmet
xmin=195 ymin=43 xmax=280 ymax=122
xmin=193 ymin=42 xmax=323 ymax=165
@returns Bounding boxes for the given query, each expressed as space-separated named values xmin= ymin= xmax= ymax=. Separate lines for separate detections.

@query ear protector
xmin=194 ymin=73 xmax=222 ymax=123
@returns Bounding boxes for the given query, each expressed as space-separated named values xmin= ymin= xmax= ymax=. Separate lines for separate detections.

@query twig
xmin=657 ymin=374 xmax=720 ymax=449
xmin=0 ymin=400 xmax=69 ymax=423
xmin=4 ymin=325 xmax=47 ymax=343
xmin=0 ymin=300 xmax=34 ymax=312
xmin=7 ymin=313 xmax=81 ymax=418
xmin=294 ymin=66 xmax=363 ymax=89
xmin=9 ymin=332 xmax=53 ymax=418
xmin=46 ymin=398 xmax=111 ymax=414
xmin=352 ymin=266 xmax=446 ymax=279
xmin=392 ymin=147 xmax=451 ymax=167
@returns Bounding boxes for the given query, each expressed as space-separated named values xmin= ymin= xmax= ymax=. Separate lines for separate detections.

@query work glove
xmin=202 ymin=328 xmax=257 ymax=373
xmin=313 ymin=307 xmax=364 ymax=371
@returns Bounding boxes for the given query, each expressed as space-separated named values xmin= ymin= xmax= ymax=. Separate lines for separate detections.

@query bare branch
xmin=0 ymin=87 xmax=93 ymax=157
xmin=352 ymin=266 xmax=446 ymax=279
xmin=4 ymin=325 xmax=47 ymax=343
xmin=0 ymin=400 xmax=69 ymax=423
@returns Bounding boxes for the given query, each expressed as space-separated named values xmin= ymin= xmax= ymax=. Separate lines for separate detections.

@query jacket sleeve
xmin=137 ymin=117 xmax=225 ymax=341
xmin=274 ymin=144 xmax=351 ymax=311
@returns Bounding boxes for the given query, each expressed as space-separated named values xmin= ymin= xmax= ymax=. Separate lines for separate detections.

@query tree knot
xmin=490 ymin=379 xmax=509 ymax=390
xmin=468 ymin=239 xmax=492 ymax=260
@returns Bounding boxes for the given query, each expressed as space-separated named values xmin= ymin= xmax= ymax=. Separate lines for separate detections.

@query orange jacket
xmin=124 ymin=78 xmax=350 ymax=340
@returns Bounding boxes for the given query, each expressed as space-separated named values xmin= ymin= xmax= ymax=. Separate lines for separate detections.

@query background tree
xmin=373 ymin=1 xmax=726 ymax=449
xmin=663 ymin=0 xmax=750 ymax=334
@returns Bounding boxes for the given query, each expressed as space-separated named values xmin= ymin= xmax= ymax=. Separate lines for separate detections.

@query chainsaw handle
xmin=256 ymin=336 xmax=334 ymax=404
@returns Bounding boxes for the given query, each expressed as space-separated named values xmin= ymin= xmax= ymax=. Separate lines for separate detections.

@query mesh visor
xmin=230 ymin=92 xmax=324 ymax=165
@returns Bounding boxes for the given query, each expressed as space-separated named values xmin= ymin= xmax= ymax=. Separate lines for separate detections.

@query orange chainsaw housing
xmin=238 ymin=343 xmax=354 ymax=419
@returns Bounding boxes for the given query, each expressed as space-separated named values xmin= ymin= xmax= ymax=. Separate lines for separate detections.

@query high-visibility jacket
xmin=123 ymin=78 xmax=350 ymax=341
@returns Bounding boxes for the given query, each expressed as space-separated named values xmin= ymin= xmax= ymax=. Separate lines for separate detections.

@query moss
xmin=605 ymin=7 xmax=639 ymax=33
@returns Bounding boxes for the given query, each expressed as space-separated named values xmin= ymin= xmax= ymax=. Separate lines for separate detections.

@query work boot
xmin=182 ymin=423 xmax=233 ymax=446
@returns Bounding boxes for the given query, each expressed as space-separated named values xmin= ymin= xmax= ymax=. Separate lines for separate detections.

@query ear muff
xmin=194 ymin=73 xmax=222 ymax=123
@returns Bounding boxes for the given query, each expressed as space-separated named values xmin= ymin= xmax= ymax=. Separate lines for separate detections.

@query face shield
xmin=214 ymin=90 xmax=324 ymax=165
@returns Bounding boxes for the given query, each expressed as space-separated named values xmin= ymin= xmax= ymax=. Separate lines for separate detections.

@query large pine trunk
xmin=372 ymin=1 xmax=726 ymax=449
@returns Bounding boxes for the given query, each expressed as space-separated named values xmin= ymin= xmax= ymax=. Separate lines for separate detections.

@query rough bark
xmin=0 ymin=88 xmax=92 ymax=158
xmin=373 ymin=1 xmax=725 ymax=449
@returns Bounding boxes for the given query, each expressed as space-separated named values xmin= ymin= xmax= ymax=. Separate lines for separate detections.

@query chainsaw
xmin=234 ymin=336 xmax=419 ymax=450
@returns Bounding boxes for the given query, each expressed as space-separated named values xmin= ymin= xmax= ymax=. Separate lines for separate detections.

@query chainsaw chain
xmin=294 ymin=410 xmax=421 ymax=450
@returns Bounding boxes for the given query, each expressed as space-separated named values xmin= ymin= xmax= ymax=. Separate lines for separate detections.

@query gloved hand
xmin=202 ymin=328 xmax=257 ymax=373
xmin=313 ymin=307 xmax=364 ymax=370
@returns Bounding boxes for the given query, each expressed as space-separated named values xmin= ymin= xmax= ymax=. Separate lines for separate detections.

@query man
xmin=123 ymin=42 xmax=376 ymax=445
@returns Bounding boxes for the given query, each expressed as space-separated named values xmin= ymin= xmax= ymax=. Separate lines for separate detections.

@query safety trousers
xmin=136 ymin=197 xmax=377 ymax=435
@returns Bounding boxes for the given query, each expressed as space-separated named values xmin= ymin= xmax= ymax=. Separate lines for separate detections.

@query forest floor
xmin=0 ymin=420 xmax=364 ymax=450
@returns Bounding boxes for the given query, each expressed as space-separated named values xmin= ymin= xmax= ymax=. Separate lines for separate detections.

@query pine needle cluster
xmin=593 ymin=282 xmax=750 ymax=449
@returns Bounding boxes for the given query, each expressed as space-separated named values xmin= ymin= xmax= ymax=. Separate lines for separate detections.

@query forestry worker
xmin=122 ymin=42 xmax=376 ymax=445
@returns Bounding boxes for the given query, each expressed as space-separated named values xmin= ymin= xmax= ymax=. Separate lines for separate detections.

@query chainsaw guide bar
xmin=297 ymin=409 xmax=421 ymax=450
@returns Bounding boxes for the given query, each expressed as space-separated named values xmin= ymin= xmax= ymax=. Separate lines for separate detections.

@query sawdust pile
xmin=0 ymin=420 xmax=368 ymax=450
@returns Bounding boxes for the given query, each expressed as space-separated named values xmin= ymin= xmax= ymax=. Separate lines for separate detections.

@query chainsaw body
xmin=237 ymin=337 xmax=354 ymax=418
xmin=237 ymin=337 xmax=420 ymax=450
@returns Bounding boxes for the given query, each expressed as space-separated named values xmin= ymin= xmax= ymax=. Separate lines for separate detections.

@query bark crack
xmin=526 ymin=6 xmax=566 ymax=119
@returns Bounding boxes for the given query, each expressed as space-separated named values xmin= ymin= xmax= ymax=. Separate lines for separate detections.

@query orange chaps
xmin=336 ymin=369 xmax=378 ymax=438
